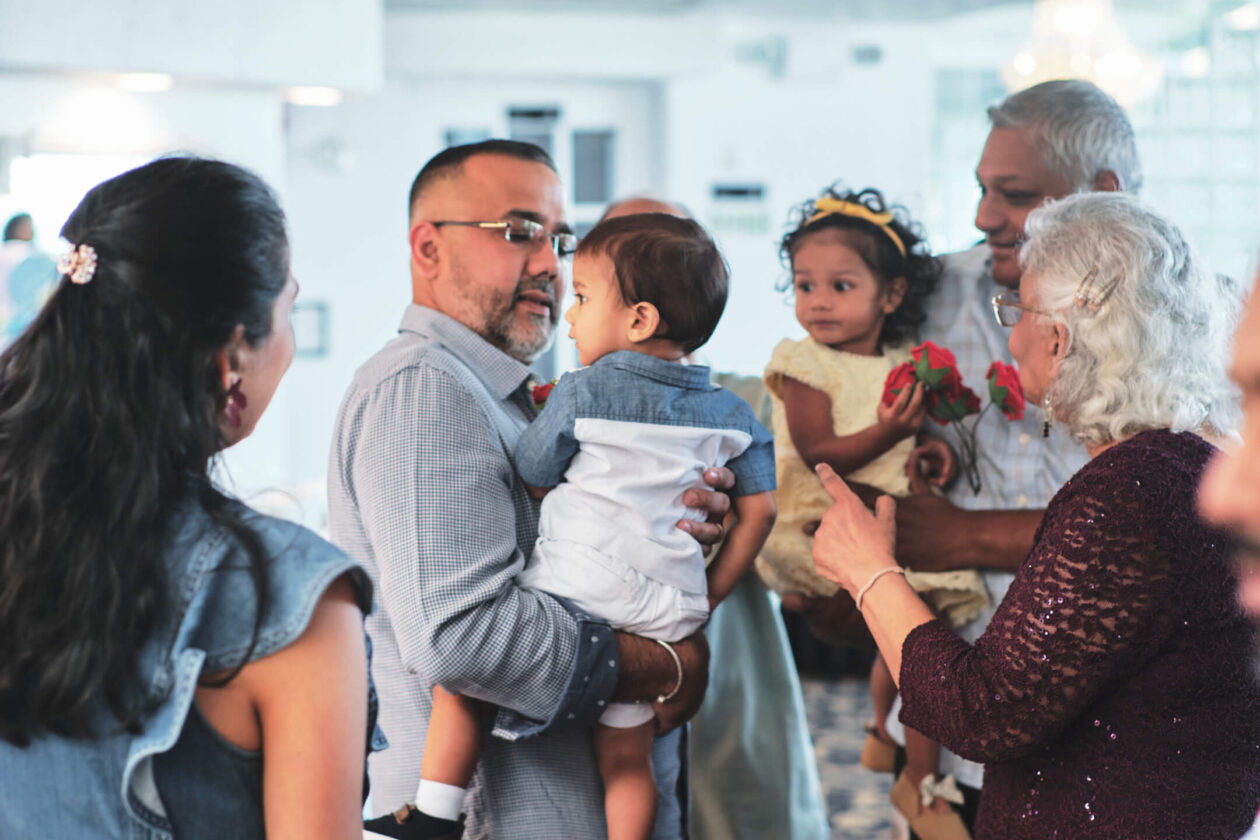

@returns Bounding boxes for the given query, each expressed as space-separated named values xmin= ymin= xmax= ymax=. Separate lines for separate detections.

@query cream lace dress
xmin=759 ymin=336 xmax=987 ymax=626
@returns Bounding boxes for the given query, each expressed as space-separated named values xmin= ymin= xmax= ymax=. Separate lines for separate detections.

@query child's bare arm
xmin=782 ymin=376 xmax=925 ymax=477
xmin=903 ymin=725 xmax=942 ymax=777
xmin=704 ymin=491 xmax=776 ymax=609
xmin=868 ymin=652 xmax=898 ymax=740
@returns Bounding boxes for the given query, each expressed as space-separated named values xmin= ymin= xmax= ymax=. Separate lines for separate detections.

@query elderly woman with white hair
xmin=811 ymin=192 xmax=1260 ymax=839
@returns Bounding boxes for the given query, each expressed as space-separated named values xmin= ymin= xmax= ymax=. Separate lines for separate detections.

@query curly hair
xmin=1021 ymin=192 xmax=1240 ymax=448
xmin=0 ymin=157 xmax=288 ymax=746
xmin=778 ymin=185 xmax=940 ymax=349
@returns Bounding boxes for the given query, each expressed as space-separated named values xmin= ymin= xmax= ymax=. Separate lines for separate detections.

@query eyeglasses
xmin=432 ymin=219 xmax=578 ymax=259
xmin=991 ymin=289 xmax=1051 ymax=327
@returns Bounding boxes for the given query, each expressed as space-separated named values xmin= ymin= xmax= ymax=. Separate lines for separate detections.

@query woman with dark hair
xmin=0 ymin=156 xmax=374 ymax=838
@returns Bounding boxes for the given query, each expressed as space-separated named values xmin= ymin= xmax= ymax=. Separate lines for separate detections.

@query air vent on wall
xmin=711 ymin=183 xmax=765 ymax=201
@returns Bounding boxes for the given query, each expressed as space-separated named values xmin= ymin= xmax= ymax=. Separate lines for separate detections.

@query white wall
xmin=0 ymin=82 xmax=293 ymax=502
xmin=0 ymin=0 xmax=390 ymax=507
xmin=0 ymin=0 xmax=383 ymax=89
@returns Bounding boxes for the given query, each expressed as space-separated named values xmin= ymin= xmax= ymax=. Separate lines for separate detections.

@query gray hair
xmin=1020 ymin=193 xmax=1240 ymax=448
xmin=989 ymin=80 xmax=1142 ymax=194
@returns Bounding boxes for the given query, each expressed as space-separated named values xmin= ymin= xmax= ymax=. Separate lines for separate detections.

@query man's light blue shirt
xmin=328 ymin=306 xmax=685 ymax=838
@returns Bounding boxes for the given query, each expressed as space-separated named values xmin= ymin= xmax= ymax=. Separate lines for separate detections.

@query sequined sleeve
xmin=897 ymin=439 xmax=1185 ymax=764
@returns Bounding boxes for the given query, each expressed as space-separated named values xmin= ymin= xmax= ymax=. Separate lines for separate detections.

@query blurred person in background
xmin=0 ymin=212 xmax=57 ymax=344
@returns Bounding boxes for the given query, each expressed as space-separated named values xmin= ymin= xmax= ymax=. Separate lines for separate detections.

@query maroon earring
xmin=225 ymin=380 xmax=248 ymax=429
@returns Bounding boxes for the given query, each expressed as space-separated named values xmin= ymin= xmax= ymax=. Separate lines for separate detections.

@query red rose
xmin=986 ymin=361 xmax=1025 ymax=421
xmin=908 ymin=342 xmax=977 ymax=424
xmin=911 ymin=341 xmax=964 ymax=392
xmin=532 ymin=381 xmax=556 ymax=410
xmin=882 ymin=362 xmax=918 ymax=407
xmin=928 ymin=384 xmax=981 ymax=425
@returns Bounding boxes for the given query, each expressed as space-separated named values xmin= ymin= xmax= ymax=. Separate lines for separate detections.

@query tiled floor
xmin=800 ymin=675 xmax=898 ymax=840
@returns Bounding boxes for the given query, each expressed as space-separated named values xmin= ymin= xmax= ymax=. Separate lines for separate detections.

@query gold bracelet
xmin=855 ymin=566 xmax=906 ymax=611
xmin=655 ymin=638 xmax=684 ymax=704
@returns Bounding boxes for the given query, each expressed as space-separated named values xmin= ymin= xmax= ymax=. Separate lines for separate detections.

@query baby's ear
xmin=627 ymin=301 xmax=663 ymax=343
xmin=882 ymin=276 xmax=908 ymax=313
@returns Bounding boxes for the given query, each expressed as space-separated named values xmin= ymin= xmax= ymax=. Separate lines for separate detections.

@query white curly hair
xmin=1019 ymin=192 xmax=1241 ymax=448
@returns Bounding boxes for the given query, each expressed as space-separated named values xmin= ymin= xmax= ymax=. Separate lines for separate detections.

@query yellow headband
xmin=805 ymin=197 xmax=907 ymax=257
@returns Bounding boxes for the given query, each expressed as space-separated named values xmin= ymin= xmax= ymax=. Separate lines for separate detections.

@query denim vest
xmin=0 ymin=497 xmax=376 ymax=839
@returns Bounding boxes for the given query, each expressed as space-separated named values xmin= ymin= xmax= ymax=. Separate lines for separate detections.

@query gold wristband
xmin=654 ymin=638 xmax=684 ymax=704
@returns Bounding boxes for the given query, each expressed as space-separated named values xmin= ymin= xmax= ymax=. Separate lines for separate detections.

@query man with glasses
xmin=791 ymin=80 xmax=1138 ymax=836
xmin=330 ymin=140 xmax=727 ymax=839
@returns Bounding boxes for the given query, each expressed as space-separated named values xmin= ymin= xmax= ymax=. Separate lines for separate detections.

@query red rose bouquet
xmin=882 ymin=342 xmax=1025 ymax=493
xmin=882 ymin=342 xmax=981 ymax=427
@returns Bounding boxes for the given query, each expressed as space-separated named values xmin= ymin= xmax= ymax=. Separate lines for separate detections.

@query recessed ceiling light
xmin=117 ymin=73 xmax=173 ymax=93
xmin=1180 ymin=46 xmax=1211 ymax=78
xmin=1226 ymin=3 xmax=1260 ymax=30
xmin=285 ymin=86 xmax=343 ymax=107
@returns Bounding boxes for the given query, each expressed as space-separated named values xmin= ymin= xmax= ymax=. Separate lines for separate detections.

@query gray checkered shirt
xmin=887 ymin=245 xmax=1090 ymax=788
xmin=328 ymin=305 xmax=684 ymax=838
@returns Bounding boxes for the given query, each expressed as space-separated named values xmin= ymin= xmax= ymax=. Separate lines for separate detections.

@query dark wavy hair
xmin=0 ymin=156 xmax=289 ymax=746
xmin=778 ymin=185 xmax=940 ymax=349
xmin=577 ymin=213 xmax=728 ymax=354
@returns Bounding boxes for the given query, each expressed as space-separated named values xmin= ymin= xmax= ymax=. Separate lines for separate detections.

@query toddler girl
xmin=759 ymin=187 xmax=985 ymax=840
xmin=371 ymin=213 xmax=776 ymax=840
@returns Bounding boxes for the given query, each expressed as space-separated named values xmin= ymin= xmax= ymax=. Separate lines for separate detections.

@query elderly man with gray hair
xmin=811 ymin=190 xmax=1260 ymax=839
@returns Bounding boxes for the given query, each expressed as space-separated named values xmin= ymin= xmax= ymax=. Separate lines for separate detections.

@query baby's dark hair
xmin=778 ymin=185 xmax=940 ymax=349
xmin=576 ymin=213 xmax=728 ymax=354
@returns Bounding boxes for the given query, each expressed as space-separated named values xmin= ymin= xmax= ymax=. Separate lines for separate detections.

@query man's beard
xmin=478 ymin=273 xmax=558 ymax=363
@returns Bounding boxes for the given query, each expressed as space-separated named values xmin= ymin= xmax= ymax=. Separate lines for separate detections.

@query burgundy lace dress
xmin=899 ymin=430 xmax=1260 ymax=839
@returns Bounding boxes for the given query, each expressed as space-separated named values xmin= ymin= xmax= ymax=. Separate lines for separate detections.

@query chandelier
xmin=1003 ymin=0 xmax=1163 ymax=106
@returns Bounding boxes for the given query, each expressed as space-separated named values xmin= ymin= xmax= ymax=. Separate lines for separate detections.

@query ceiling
xmin=384 ymin=0 xmax=1013 ymax=16
xmin=383 ymin=0 xmax=1187 ymax=18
